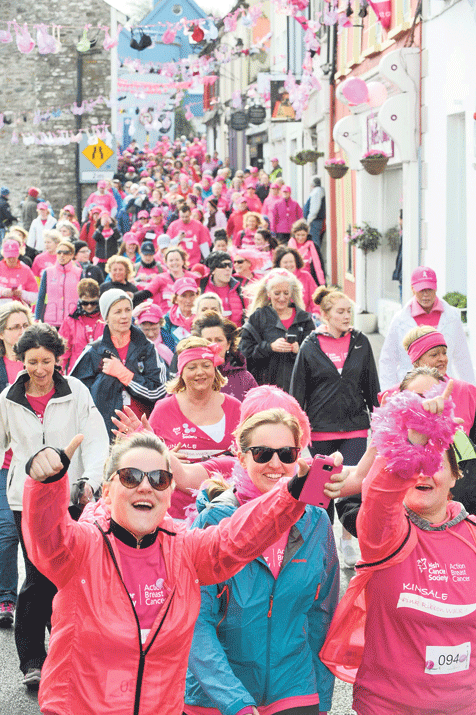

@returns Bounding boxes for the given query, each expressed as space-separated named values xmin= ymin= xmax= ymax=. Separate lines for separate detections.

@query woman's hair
xmin=166 ymin=336 xmax=227 ymax=394
xmin=243 ymin=211 xmax=263 ymax=229
xmin=313 ymin=285 xmax=348 ymax=312
xmin=0 ymin=301 xmax=33 ymax=356
xmin=6 ymin=226 xmax=28 ymax=242
xmin=248 ymin=268 xmax=305 ymax=314
xmin=255 ymin=228 xmax=277 ymax=250
xmin=192 ymin=311 xmax=239 ymax=355
xmin=402 ymin=325 xmax=438 ymax=352
xmin=273 ymin=246 xmax=304 ymax=270
xmin=235 ymin=408 xmax=302 ymax=452
xmin=399 ymin=365 xmax=443 ymax=391
xmin=42 ymin=229 xmax=62 ymax=245
xmin=56 ymin=221 xmax=79 ymax=241
xmin=118 ymin=240 xmax=138 ymax=258
xmin=77 ymin=278 xmax=100 ymax=299
xmin=165 ymin=246 xmax=188 ymax=267
xmin=103 ymin=432 xmax=171 ymax=484
xmin=291 ymin=219 xmax=309 ymax=235
xmin=14 ymin=323 xmax=66 ymax=361
xmin=105 ymin=254 xmax=134 ymax=281
xmin=194 ymin=292 xmax=224 ymax=315
xmin=57 ymin=240 xmax=75 ymax=254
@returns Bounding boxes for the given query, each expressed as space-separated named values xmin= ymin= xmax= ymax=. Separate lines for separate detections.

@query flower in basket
xmin=325 ymin=158 xmax=346 ymax=166
xmin=362 ymin=150 xmax=389 ymax=159
xmin=346 ymin=223 xmax=381 ymax=252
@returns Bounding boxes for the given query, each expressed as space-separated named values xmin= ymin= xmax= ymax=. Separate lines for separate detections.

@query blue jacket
xmin=185 ymin=488 xmax=338 ymax=715
xmin=70 ymin=323 xmax=167 ymax=440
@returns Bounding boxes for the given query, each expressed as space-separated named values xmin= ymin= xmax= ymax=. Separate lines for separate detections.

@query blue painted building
xmin=117 ymin=0 xmax=209 ymax=148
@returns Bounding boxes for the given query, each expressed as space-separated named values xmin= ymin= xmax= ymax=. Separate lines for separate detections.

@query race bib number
xmin=122 ymin=390 xmax=131 ymax=406
xmin=425 ymin=642 xmax=471 ymax=675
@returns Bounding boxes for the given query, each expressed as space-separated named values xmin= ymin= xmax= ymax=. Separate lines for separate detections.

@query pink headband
xmin=407 ymin=332 xmax=447 ymax=364
xmin=177 ymin=343 xmax=224 ymax=374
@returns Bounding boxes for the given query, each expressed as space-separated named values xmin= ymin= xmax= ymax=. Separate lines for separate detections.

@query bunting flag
xmin=367 ymin=0 xmax=392 ymax=28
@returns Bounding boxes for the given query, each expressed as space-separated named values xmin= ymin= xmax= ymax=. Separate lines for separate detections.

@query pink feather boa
xmin=371 ymin=385 xmax=459 ymax=479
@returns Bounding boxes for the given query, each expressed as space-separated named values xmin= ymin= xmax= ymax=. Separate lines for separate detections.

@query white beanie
xmin=99 ymin=289 xmax=133 ymax=321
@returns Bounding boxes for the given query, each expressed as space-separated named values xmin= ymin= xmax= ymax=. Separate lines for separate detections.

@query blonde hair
xmin=57 ymin=240 xmax=75 ymax=254
xmin=402 ymin=325 xmax=439 ymax=353
xmin=313 ymin=285 xmax=348 ymax=313
xmin=103 ymin=432 xmax=171 ymax=484
xmin=248 ymin=268 xmax=305 ymax=314
xmin=105 ymin=254 xmax=134 ymax=282
xmin=194 ymin=292 xmax=224 ymax=316
xmin=235 ymin=408 xmax=302 ymax=452
xmin=43 ymin=229 xmax=62 ymax=245
xmin=243 ymin=211 xmax=263 ymax=229
xmin=166 ymin=336 xmax=227 ymax=393
xmin=399 ymin=365 xmax=443 ymax=391
xmin=0 ymin=301 xmax=33 ymax=356
xmin=6 ymin=226 xmax=28 ymax=243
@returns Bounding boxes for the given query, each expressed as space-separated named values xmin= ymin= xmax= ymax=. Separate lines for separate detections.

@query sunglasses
xmin=56 ymin=250 xmax=72 ymax=255
xmin=244 ymin=446 xmax=300 ymax=464
xmin=217 ymin=262 xmax=233 ymax=269
xmin=80 ymin=300 xmax=99 ymax=307
xmin=113 ymin=467 xmax=173 ymax=491
xmin=234 ymin=259 xmax=245 ymax=265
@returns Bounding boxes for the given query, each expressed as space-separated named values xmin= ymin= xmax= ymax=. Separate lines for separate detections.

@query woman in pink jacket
xmin=272 ymin=186 xmax=303 ymax=244
xmin=59 ymin=278 xmax=105 ymax=373
xmin=35 ymin=240 xmax=81 ymax=328
xmin=21 ymin=419 xmax=333 ymax=715
xmin=321 ymin=378 xmax=476 ymax=715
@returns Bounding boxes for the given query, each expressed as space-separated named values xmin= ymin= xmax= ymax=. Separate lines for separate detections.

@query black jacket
xmin=289 ymin=329 xmax=380 ymax=432
xmin=92 ymin=227 xmax=122 ymax=260
xmin=0 ymin=196 xmax=16 ymax=229
xmin=239 ymin=304 xmax=315 ymax=391
xmin=71 ymin=324 xmax=167 ymax=440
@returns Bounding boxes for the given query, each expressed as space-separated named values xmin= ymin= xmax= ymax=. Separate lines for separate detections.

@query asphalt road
xmin=0 ymin=332 xmax=383 ymax=714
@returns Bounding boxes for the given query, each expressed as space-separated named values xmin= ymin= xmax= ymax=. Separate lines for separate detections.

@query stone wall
xmin=0 ymin=0 xmax=112 ymax=222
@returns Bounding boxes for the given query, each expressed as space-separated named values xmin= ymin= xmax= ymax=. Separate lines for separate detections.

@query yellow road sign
xmin=82 ymin=139 xmax=114 ymax=169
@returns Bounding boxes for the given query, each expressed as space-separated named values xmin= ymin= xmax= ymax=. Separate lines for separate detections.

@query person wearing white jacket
xmin=0 ymin=323 xmax=109 ymax=689
xmin=379 ymin=266 xmax=474 ymax=390
xmin=26 ymin=203 xmax=56 ymax=254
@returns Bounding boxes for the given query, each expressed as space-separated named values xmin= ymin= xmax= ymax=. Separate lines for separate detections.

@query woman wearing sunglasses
xmin=35 ymin=240 xmax=82 ymax=329
xmin=20 ymin=420 xmax=340 ymax=715
xmin=59 ymin=278 xmax=105 ymax=374
xmin=184 ymin=386 xmax=339 ymax=715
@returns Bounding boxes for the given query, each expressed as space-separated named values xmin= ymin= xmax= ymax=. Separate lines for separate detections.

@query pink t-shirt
xmin=411 ymin=296 xmax=444 ymax=327
xmin=280 ymin=309 xmax=296 ymax=331
xmin=2 ymin=358 xmax=24 ymax=469
xmin=167 ymin=218 xmax=211 ymax=266
xmin=31 ymin=251 xmax=56 ymax=278
xmin=114 ymin=537 xmax=170 ymax=645
xmin=26 ymin=386 xmax=55 ymax=422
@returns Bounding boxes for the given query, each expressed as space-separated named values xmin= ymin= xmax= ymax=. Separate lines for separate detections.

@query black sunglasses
xmin=234 ymin=259 xmax=245 ymax=265
xmin=57 ymin=250 xmax=72 ymax=255
xmin=244 ymin=446 xmax=300 ymax=464
xmin=217 ymin=261 xmax=233 ymax=269
xmin=80 ymin=300 xmax=99 ymax=307
xmin=114 ymin=467 xmax=173 ymax=491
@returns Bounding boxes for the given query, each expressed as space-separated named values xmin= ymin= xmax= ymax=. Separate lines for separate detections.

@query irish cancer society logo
xmin=417 ymin=558 xmax=427 ymax=573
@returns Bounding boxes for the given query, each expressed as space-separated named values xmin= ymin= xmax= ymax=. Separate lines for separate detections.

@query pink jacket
xmin=43 ymin=261 xmax=82 ymax=326
xmin=0 ymin=260 xmax=38 ymax=306
xmin=262 ymin=195 xmax=281 ymax=228
xmin=294 ymin=268 xmax=318 ymax=314
xmin=167 ymin=219 xmax=211 ymax=266
xmin=59 ymin=313 xmax=105 ymax=373
xmin=22 ymin=472 xmax=305 ymax=715
xmin=272 ymin=198 xmax=303 ymax=234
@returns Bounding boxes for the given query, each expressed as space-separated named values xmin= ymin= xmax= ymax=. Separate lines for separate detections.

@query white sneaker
xmin=340 ymin=537 xmax=357 ymax=568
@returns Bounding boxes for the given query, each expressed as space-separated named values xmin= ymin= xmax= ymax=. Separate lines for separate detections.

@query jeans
xmin=310 ymin=219 xmax=324 ymax=249
xmin=0 ymin=467 xmax=18 ymax=604
xmin=13 ymin=511 xmax=57 ymax=673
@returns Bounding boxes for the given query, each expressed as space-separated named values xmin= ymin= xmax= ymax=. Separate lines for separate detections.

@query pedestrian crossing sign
xmin=82 ymin=139 xmax=114 ymax=169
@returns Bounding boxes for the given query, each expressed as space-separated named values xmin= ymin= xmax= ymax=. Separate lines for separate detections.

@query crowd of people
xmin=0 ymin=133 xmax=475 ymax=715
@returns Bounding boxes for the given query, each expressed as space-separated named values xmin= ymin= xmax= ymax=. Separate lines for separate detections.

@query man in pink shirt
xmin=167 ymin=205 xmax=211 ymax=266
xmin=83 ymin=181 xmax=117 ymax=219
xmin=262 ymin=183 xmax=281 ymax=229
xmin=272 ymin=186 xmax=303 ymax=244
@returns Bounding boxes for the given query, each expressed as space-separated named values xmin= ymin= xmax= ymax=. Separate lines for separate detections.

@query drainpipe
xmin=328 ymin=24 xmax=338 ymax=285
xmin=75 ymin=52 xmax=83 ymax=220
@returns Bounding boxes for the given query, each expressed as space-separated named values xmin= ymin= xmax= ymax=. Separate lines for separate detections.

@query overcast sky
xmin=104 ymin=0 xmax=235 ymax=21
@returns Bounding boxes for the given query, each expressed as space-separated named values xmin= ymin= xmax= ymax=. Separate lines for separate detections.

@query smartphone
xmin=299 ymin=454 xmax=342 ymax=509
xmin=285 ymin=332 xmax=298 ymax=343
xmin=103 ymin=349 xmax=115 ymax=360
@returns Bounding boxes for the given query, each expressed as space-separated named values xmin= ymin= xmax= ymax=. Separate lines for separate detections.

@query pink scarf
xmin=288 ymin=237 xmax=325 ymax=285
xmin=231 ymin=462 xmax=290 ymax=504
xmin=169 ymin=304 xmax=194 ymax=333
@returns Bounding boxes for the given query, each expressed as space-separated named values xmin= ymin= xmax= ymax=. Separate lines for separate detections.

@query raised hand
xmin=29 ymin=434 xmax=84 ymax=482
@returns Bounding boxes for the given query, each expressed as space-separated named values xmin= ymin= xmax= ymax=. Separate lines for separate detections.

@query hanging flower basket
xmin=360 ymin=151 xmax=389 ymax=175
xmin=325 ymin=164 xmax=349 ymax=179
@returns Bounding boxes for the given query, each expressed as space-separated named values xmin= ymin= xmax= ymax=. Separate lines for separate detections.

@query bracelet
xmin=371 ymin=386 xmax=458 ymax=479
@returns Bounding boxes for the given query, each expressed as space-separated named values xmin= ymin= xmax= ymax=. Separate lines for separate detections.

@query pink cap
xmin=240 ymin=386 xmax=311 ymax=449
xmin=270 ymin=182 xmax=280 ymax=190
xmin=282 ymin=185 xmax=292 ymax=193
xmin=63 ymin=204 xmax=75 ymax=214
xmin=250 ymin=167 xmax=258 ymax=174
xmin=138 ymin=210 xmax=149 ymax=219
xmin=37 ymin=202 xmax=49 ymax=211
xmin=2 ymin=239 xmax=20 ymax=258
xmin=123 ymin=233 xmax=140 ymax=246
xmin=271 ymin=157 xmax=279 ymax=163
xmin=140 ymin=170 xmax=149 ymax=177
xmin=97 ymin=180 xmax=107 ymax=189
xmin=127 ymin=167 xmax=135 ymax=173
xmin=150 ymin=207 xmax=162 ymax=217
xmin=147 ymin=161 xmax=156 ymax=168
xmin=136 ymin=303 xmax=163 ymax=324
xmin=173 ymin=277 xmax=198 ymax=295
xmin=411 ymin=266 xmax=437 ymax=291
xmin=100 ymin=210 xmax=111 ymax=218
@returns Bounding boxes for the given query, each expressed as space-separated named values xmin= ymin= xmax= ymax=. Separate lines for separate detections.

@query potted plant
xmin=324 ymin=158 xmax=348 ymax=179
xmin=360 ymin=150 xmax=389 ymax=175
xmin=346 ymin=223 xmax=382 ymax=332
xmin=385 ymin=225 xmax=401 ymax=251
xmin=290 ymin=149 xmax=324 ymax=165
xmin=443 ymin=291 xmax=467 ymax=324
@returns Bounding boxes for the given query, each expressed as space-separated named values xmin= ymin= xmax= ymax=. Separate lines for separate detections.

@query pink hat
xmin=270 ymin=182 xmax=280 ymax=190
xmin=150 ymin=207 xmax=162 ymax=217
xmin=233 ymin=249 xmax=262 ymax=272
xmin=63 ymin=204 xmax=75 ymax=214
xmin=97 ymin=180 xmax=107 ymax=189
xmin=2 ymin=239 xmax=20 ymax=258
xmin=138 ymin=210 xmax=149 ymax=219
xmin=147 ymin=161 xmax=156 ymax=168
xmin=173 ymin=277 xmax=198 ymax=295
xmin=37 ymin=202 xmax=49 ymax=210
xmin=140 ymin=170 xmax=149 ymax=177
xmin=411 ymin=266 xmax=437 ymax=291
xmin=100 ymin=210 xmax=111 ymax=218
xmin=271 ymin=157 xmax=279 ymax=163
xmin=28 ymin=187 xmax=39 ymax=198
xmin=123 ymin=233 xmax=140 ymax=246
xmin=135 ymin=303 xmax=163 ymax=325
xmin=250 ymin=167 xmax=258 ymax=174
xmin=239 ymin=386 xmax=311 ymax=449
xmin=282 ymin=185 xmax=292 ymax=193
xmin=127 ymin=167 xmax=135 ymax=173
